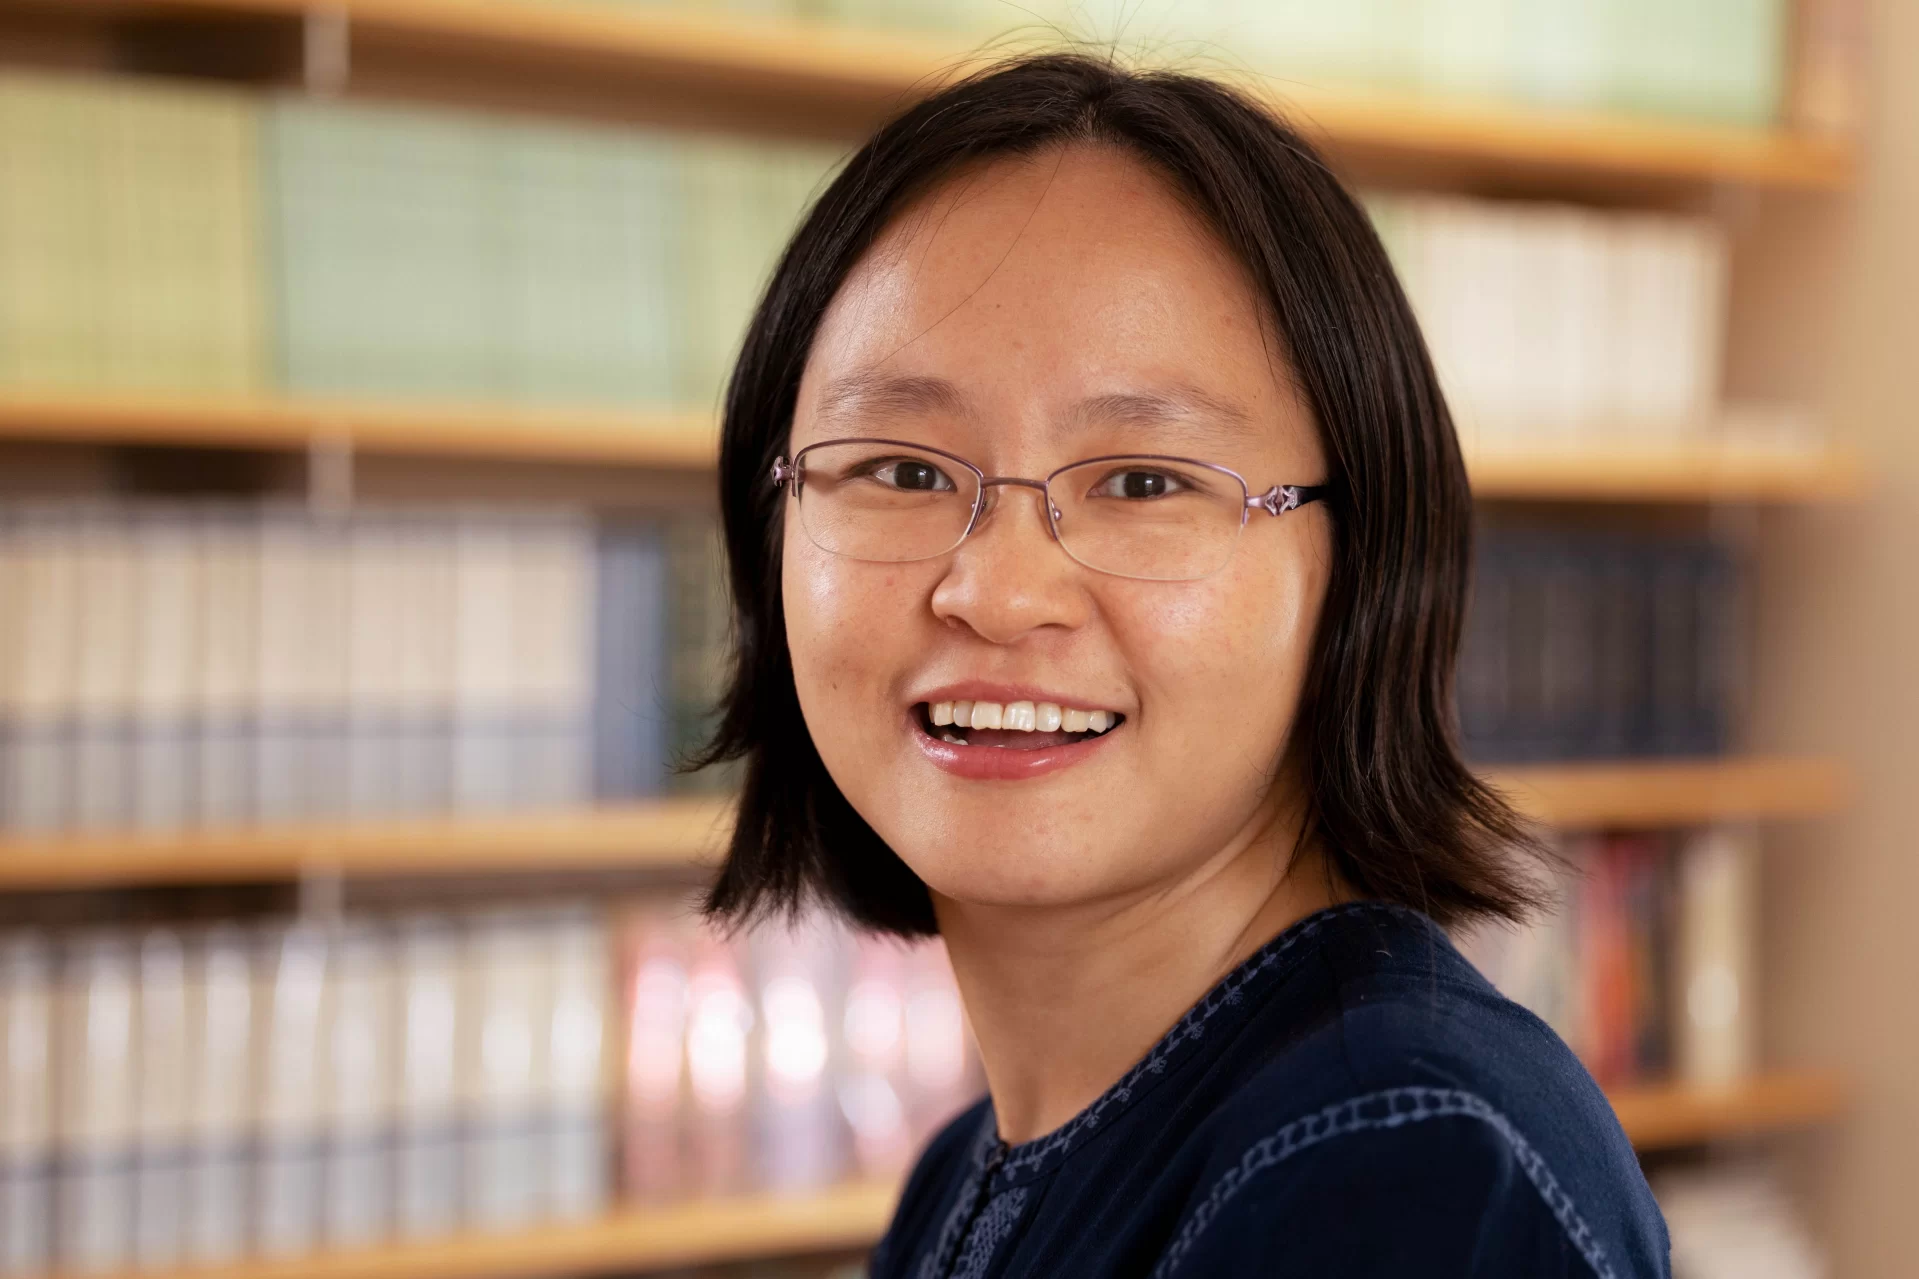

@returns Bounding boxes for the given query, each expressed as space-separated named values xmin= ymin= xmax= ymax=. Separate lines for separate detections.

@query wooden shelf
xmin=33 ymin=1076 xmax=1835 ymax=1279
xmin=1610 ymin=1071 xmax=1845 ymax=1151
xmin=63 ymin=1180 xmax=899 ymax=1279
xmin=20 ymin=0 xmax=1854 ymax=190
xmin=1485 ymin=756 xmax=1849 ymax=831
xmin=0 ymin=393 xmax=1864 ymax=504
xmin=0 ymin=758 xmax=1844 ymax=889
xmin=0 ymin=392 xmax=717 ymax=467
xmin=0 ymin=798 xmax=736 ymax=889
xmin=1465 ymin=439 xmax=1863 ymax=503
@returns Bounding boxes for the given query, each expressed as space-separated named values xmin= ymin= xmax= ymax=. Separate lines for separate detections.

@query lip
xmin=908 ymin=704 xmax=1122 ymax=782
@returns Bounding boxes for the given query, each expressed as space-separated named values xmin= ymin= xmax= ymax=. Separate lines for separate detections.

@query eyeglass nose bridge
xmin=968 ymin=475 xmax=1064 ymax=544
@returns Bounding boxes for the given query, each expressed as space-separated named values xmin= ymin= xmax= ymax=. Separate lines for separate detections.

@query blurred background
xmin=0 ymin=0 xmax=1910 ymax=1277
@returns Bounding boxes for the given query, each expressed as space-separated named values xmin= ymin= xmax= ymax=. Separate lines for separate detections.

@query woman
xmin=693 ymin=53 xmax=1668 ymax=1279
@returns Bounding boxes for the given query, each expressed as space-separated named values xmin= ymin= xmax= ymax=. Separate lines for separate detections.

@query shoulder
xmin=869 ymin=1096 xmax=992 ymax=1278
xmin=1156 ymin=1095 xmax=1619 ymax=1278
xmin=1160 ymin=907 xmax=1669 ymax=1278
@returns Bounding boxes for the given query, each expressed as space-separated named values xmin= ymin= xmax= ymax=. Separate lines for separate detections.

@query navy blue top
xmin=870 ymin=902 xmax=1670 ymax=1279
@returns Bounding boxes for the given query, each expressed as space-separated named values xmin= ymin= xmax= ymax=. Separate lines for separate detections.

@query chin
xmin=890 ymin=829 xmax=1151 ymax=913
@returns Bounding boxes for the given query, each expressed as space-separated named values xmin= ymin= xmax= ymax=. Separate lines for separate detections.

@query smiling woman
xmin=687 ymin=53 xmax=1670 ymax=1279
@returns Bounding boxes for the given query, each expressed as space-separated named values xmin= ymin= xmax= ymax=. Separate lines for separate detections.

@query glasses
xmin=770 ymin=438 xmax=1330 ymax=583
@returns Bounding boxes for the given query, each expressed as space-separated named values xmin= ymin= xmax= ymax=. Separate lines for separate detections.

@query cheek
xmin=1117 ymin=540 xmax=1327 ymax=757
xmin=781 ymin=516 xmax=924 ymax=722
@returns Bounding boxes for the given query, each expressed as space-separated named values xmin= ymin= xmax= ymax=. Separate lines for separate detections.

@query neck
xmin=932 ymin=788 xmax=1345 ymax=1147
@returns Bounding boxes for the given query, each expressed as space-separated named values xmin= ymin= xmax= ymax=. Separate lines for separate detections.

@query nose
xmin=929 ymin=478 xmax=1088 ymax=644
xmin=974 ymin=478 xmax=1061 ymax=540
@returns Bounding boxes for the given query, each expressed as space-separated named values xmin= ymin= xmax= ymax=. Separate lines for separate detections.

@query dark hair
xmin=692 ymin=51 xmax=1544 ymax=937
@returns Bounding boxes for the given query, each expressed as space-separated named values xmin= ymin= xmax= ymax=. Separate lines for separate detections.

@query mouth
xmin=916 ymin=698 xmax=1125 ymax=749
xmin=908 ymin=696 xmax=1125 ymax=782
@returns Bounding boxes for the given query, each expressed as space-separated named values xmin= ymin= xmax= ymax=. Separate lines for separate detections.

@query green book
xmin=100 ymin=77 xmax=266 ymax=392
xmin=0 ymin=73 xmax=107 ymax=389
xmin=269 ymin=97 xmax=505 ymax=400
xmin=500 ymin=118 xmax=680 ymax=406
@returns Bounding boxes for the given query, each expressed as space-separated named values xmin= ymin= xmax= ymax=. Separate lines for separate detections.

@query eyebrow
xmin=814 ymin=372 xmax=1256 ymax=448
xmin=1063 ymin=387 xmax=1255 ymax=444
xmin=814 ymin=372 xmax=970 ymax=427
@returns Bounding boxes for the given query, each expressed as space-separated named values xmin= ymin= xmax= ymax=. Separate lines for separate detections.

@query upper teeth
xmin=930 ymin=700 xmax=1115 ymax=733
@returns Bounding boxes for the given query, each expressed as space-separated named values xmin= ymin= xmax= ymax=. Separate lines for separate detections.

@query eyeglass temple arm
xmin=1247 ymin=484 xmax=1330 ymax=516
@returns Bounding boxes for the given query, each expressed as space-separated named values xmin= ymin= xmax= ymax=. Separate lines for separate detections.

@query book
xmin=131 ymin=929 xmax=191 ymax=1270
xmin=0 ymin=934 xmax=53 ymax=1277
xmin=593 ymin=520 xmax=670 ymax=802
xmin=1460 ymin=523 xmax=1737 ymax=764
xmin=52 ymin=931 xmax=137 ymax=1274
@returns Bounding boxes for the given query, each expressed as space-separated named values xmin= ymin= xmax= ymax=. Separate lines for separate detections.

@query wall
xmin=1746 ymin=0 xmax=1919 ymax=1273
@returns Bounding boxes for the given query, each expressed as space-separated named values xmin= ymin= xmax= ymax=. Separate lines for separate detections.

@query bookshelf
xmin=0 ymin=758 xmax=1848 ymax=890
xmin=12 ymin=0 xmax=1854 ymax=190
xmin=22 ymin=1073 xmax=1838 ymax=1279
xmin=0 ymin=3 xmax=1866 ymax=1271
xmin=0 ymin=393 xmax=1866 ymax=505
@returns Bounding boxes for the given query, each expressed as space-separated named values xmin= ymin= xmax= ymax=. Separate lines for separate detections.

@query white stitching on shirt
xmin=948 ymin=1186 xmax=1029 ymax=1279
xmin=915 ymin=1118 xmax=1004 ymax=1279
xmin=995 ymin=902 xmax=1420 ymax=1182
xmin=1148 ymin=1087 xmax=1616 ymax=1279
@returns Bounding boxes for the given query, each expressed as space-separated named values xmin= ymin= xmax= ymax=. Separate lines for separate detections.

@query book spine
xmin=131 ymin=929 xmax=191 ymax=1270
xmin=451 ymin=511 xmax=519 ymax=815
xmin=130 ymin=508 xmax=201 ymax=831
xmin=1675 ymin=826 xmax=1758 ymax=1086
xmin=53 ymin=932 xmax=137 ymax=1273
xmin=618 ymin=902 xmax=690 ymax=1205
xmin=460 ymin=910 xmax=552 ymax=1231
xmin=320 ymin=922 xmax=395 ymax=1248
xmin=71 ymin=504 xmax=136 ymax=831
xmin=194 ymin=504 xmax=259 ymax=827
xmin=183 ymin=923 xmax=255 ymax=1265
xmin=393 ymin=914 xmax=462 ymax=1241
xmin=592 ymin=521 xmax=668 ymax=802
xmin=543 ymin=905 xmax=609 ymax=1223
xmin=252 ymin=921 xmax=328 ymax=1257
xmin=0 ymin=934 xmax=54 ymax=1277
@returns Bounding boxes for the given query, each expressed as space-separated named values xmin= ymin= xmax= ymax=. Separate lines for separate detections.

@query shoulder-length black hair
xmin=692 ymin=51 xmax=1543 ymax=937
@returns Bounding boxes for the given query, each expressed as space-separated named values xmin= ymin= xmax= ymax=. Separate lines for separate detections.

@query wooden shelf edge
xmin=0 ymin=394 xmax=1866 ymax=505
xmin=37 ymin=0 xmax=1855 ymax=190
xmin=0 ymin=759 xmax=1846 ymax=888
xmin=1466 ymin=442 xmax=1865 ymax=503
xmin=27 ymin=1076 xmax=1838 ymax=1279
xmin=0 ymin=798 xmax=739 ymax=888
xmin=1485 ymin=756 xmax=1850 ymax=830
xmin=63 ymin=1179 xmax=899 ymax=1279
xmin=1610 ymin=1071 xmax=1846 ymax=1151
xmin=0 ymin=392 xmax=719 ymax=467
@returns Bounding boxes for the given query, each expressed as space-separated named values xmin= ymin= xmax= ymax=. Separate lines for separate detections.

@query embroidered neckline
xmin=980 ymin=900 xmax=1429 ymax=1187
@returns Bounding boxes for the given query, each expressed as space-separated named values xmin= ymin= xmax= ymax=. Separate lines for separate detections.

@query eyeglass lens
xmin=792 ymin=441 xmax=1248 ymax=582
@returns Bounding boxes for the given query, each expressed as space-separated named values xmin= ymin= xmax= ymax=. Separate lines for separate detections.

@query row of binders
xmin=1457 ymin=524 xmax=1738 ymax=763
xmin=550 ymin=0 xmax=1802 ymax=128
xmin=1369 ymin=194 xmax=1734 ymax=446
xmin=0 ymin=500 xmax=732 ymax=835
xmin=0 ymin=897 xmax=976 ymax=1277
xmin=0 ymin=70 xmax=840 ymax=411
xmin=0 ymin=68 xmax=1801 ymax=452
xmin=1462 ymin=826 xmax=1760 ymax=1090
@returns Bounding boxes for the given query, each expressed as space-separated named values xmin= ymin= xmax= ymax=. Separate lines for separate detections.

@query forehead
xmin=796 ymin=145 xmax=1295 ymax=452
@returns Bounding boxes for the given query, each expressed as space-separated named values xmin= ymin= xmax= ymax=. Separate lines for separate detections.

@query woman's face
xmin=783 ymin=145 xmax=1332 ymax=913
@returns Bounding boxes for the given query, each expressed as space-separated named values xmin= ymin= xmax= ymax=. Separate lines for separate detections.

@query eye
xmin=1087 ymin=467 xmax=1190 ymax=501
xmin=861 ymin=457 xmax=958 ymax=493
